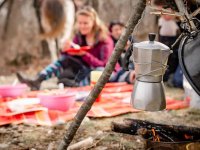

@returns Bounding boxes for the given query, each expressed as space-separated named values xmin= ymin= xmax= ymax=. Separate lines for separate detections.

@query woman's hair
xmin=75 ymin=6 xmax=108 ymax=41
xmin=40 ymin=0 xmax=66 ymax=39
xmin=108 ymin=21 xmax=125 ymax=32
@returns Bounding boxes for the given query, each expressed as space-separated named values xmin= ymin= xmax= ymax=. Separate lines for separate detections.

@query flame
xmin=152 ymin=128 xmax=160 ymax=142
xmin=184 ymin=134 xmax=193 ymax=140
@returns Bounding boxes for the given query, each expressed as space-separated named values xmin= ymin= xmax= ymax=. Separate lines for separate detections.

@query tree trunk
xmin=57 ymin=0 xmax=146 ymax=149
xmin=2 ymin=0 xmax=13 ymax=40
xmin=85 ymin=0 xmax=99 ymax=12
xmin=33 ymin=0 xmax=49 ymax=57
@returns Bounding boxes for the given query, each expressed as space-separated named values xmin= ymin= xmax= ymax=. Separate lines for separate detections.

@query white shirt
xmin=158 ymin=17 xmax=179 ymax=36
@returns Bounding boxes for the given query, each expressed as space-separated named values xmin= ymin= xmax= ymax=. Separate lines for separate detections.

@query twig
xmin=171 ymin=33 xmax=184 ymax=49
xmin=175 ymin=0 xmax=196 ymax=31
xmin=149 ymin=6 xmax=179 ymax=14
xmin=81 ymin=132 xmax=110 ymax=150
xmin=150 ymin=2 xmax=200 ymax=29
xmin=68 ymin=132 xmax=107 ymax=150
xmin=150 ymin=11 xmax=182 ymax=17
xmin=149 ymin=6 xmax=184 ymax=20
xmin=0 ymin=0 xmax=7 ymax=10
xmin=57 ymin=0 xmax=146 ymax=149
xmin=67 ymin=137 xmax=94 ymax=150
xmin=191 ymin=7 xmax=200 ymax=17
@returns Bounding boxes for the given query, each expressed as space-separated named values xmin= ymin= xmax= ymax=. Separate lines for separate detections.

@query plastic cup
xmin=90 ymin=71 xmax=103 ymax=102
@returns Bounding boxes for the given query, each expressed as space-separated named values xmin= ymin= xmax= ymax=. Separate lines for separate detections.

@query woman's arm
xmin=82 ymin=43 xmax=112 ymax=68
xmin=81 ymin=36 xmax=114 ymax=68
xmin=73 ymin=35 xmax=120 ymax=71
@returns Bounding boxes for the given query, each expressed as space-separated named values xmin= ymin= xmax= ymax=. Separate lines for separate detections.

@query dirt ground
xmin=1 ymin=69 xmax=200 ymax=150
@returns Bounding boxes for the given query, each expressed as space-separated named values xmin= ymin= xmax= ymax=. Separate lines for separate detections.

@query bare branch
xmin=57 ymin=0 xmax=147 ymax=149
xmin=175 ymin=0 xmax=196 ymax=31
xmin=191 ymin=7 xmax=200 ymax=17
xmin=150 ymin=11 xmax=182 ymax=17
xmin=0 ymin=0 xmax=7 ymax=10
xmin=149 ymin=6 xmax=184 ymax=20
xmin=149 ymin=6 xmax=176 ymax=13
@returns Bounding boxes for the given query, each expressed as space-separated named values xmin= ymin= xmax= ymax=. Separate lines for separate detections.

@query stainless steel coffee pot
xmin=124 ymin=33 xmax=172 ymax=111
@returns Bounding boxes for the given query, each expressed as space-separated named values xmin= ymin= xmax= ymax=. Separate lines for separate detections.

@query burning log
xmin=111 ymin=118 xmax=200 ymax=142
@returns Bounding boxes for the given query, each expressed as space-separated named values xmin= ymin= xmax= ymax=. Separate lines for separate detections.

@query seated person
xmin=158 ymin=12 xmax=180 ymax=84
xmin=108 ymin=21 xmax=136 ymax=84
xmin=109 ymin=35 xmax=135 ymax=84
xmin=109 ymin=21 xmax=125 ymax=45
xmin=109 ymin=21 xmax=126 ymax=67
xmin=17 ymin=6 xmax=119 ymax=90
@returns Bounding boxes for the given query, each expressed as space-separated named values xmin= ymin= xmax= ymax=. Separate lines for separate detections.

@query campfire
xmin=112 ymin=119 xmax=200 ymax=149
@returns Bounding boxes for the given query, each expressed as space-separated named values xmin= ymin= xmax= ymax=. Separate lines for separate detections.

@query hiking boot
xmin=16 ymin=72 xmax=43 ymax=91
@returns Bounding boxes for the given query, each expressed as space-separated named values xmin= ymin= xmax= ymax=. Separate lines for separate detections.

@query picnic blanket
xmin=0 ymin=83 xmax=189 ymax=126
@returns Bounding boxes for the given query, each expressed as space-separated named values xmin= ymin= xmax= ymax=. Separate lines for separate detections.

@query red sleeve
xmin=82 ymin=38 xmax=114 ymax=68
xmin=72 ymin=35 xmax=79 ymax=44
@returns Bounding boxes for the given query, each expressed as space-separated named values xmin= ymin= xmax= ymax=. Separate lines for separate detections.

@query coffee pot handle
xmin=122 ymin=43 xmax=133 ymax=71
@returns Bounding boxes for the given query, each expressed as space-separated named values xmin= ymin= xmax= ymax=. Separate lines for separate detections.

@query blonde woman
xmin=17 ymin=6 xmax=119 ymax=90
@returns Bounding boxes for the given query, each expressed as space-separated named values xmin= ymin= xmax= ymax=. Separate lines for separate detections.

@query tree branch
xmin=175 ymin=0 xmax=196 ymax=31
xmin=0 ymin=0 xmax=7 ymax=10
xmin=149 ymin=6 xmax=183 ymax=20
xmin=57 ymin=0 xmax=147 ymax=149
xmin=191 ymin=7 xmax=200 ymax=17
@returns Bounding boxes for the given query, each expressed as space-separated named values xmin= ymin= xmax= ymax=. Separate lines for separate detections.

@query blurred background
xmin=0 ymin=0 xmax=157 ymax=75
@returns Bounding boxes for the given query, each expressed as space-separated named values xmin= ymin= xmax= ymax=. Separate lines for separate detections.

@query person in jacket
xmin=17 ymin=6 xmax=119 ymax=90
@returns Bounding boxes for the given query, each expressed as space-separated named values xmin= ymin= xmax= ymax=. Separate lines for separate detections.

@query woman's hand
xmin=129 ymin=70 xmax=136 ymax=84
xmin=62 ymin=41 xmax=71 ymax=51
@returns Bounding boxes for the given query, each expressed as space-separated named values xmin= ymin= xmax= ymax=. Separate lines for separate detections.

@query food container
xmin=90 ymin=70 xmax=103 ymax=86
xmin=0 ymin=84 xmax=28 ymax=98
xmin=37 ymin=92 xmax=76 ymax=111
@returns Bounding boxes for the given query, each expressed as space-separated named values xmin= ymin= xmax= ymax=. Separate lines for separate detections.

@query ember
xmin=112 ymin=118 xmax=200 ymax=150
xmin=151 ymin=128 xmax=160 ymax=142
xmin=184 ymin=134 xmax=193 ymax=140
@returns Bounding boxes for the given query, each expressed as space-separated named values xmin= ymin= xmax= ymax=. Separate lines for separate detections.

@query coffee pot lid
xmin=134 ymin=33 xmax=169 ymax=50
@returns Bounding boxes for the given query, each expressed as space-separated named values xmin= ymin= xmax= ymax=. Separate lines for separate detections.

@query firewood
xmin=67 ymin=137 xmax=94 ymax=150
xmin=112 ymin=118 xmax=200 ymax=142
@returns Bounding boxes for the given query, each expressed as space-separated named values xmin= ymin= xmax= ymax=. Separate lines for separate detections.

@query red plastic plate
xmin=64 ymin=46 xmax=91 ymax=53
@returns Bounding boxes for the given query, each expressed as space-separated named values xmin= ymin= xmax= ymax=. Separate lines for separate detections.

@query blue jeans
xmin=173 ymin=65 xmax=183 ymax=88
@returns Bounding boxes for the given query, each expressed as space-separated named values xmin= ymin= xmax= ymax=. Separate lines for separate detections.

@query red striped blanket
xmin=0 ymin=83 xmax=188 ymax=126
